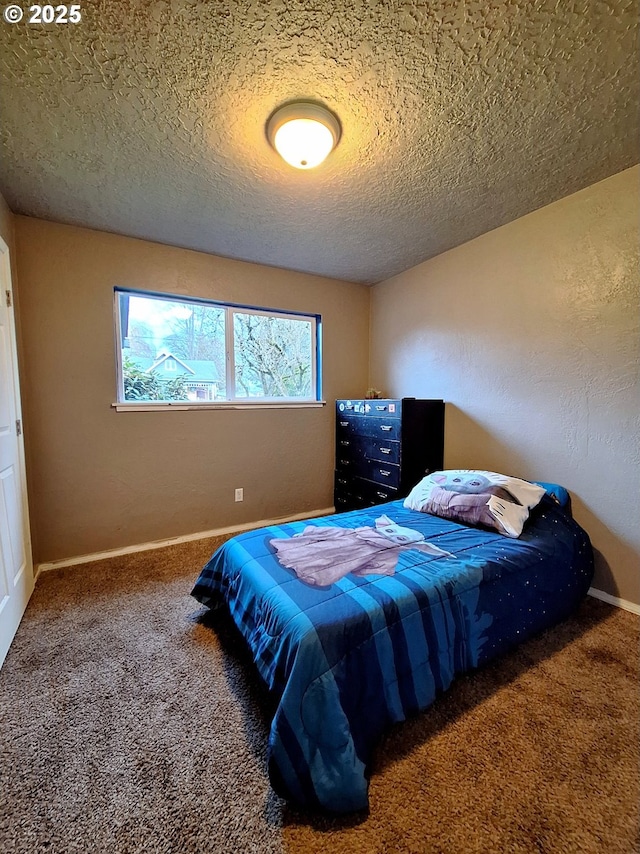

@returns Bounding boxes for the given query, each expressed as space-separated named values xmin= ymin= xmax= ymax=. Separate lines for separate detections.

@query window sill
xmin=112 ymin=400 xmax=326 ymax=412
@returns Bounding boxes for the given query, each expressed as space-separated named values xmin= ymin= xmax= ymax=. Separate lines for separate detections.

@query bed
xmin=191 ymin=472 xmax=594 ymax=813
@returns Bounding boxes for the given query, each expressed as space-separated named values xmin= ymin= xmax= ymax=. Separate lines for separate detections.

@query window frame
xmin=113 ymin=287 xmax=324 ymax=411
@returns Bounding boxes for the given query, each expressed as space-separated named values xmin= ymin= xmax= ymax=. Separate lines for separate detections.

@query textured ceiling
xmin=1 ymin=1 xmax=638 ymax=284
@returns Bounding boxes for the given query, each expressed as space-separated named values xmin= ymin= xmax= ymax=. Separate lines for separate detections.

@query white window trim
xmin=112 ymin=400 xmax=326 ymax=412
xmin=114 ymin=288 xmax=322 ymax=408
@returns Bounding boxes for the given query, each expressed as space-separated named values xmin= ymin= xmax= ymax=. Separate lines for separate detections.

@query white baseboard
xmin=36 ymin=506 xmax=335 ymax=575
xmin=35 ymin=527 xmax=640 ymax=617
xmin=588 ymin=587 xmax=640 ymax=615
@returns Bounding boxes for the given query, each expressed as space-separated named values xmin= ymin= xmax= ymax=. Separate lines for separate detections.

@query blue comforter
xmin=191 ymin=496 xmax=593 ymax=812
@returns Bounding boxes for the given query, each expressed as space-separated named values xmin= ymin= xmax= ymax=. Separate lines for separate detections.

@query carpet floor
xmin=1 ymin=535 xmax=638 ymax=854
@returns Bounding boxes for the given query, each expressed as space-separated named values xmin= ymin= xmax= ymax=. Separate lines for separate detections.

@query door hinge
xmin=16 ymin=419 xmax=21 ymax=436
xmin=5 ymin=290 xmax=11 ymax=307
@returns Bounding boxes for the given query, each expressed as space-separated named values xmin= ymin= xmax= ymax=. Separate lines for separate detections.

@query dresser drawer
xmin=363 ymin=399 xmax=402 ymax=417
xmin=365 ymin=460 xmax=401 ymax=488
xmin=338 ymin=413 xmax=400 ymax=441
xmin=335 ymin=454 xmax=363 ymax=475
xmin=360 ymin=418 xmax=401 ymax=441
xmin=336 ymin=413 xmax=367 ymax=438
xmin=336 ymin=433 xmax=363 ymax=457
xmin=335 ymin=433 xmax=362 ymax=455
xmin=334 ymin=471 xmax=360 ymax=512
xmin=334 ymin=490 xmax=355 ymax=513
xmin=362 ymin=437 xmax=400 ymax=464
xmin=334 ymin=471 xmax=352 ymax=492
xmin=357 ymin=478 xmax=399 ymax=505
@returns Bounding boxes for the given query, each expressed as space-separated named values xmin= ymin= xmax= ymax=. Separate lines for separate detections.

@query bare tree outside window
xmin=234 ymin=313 xmax=313 ymax=399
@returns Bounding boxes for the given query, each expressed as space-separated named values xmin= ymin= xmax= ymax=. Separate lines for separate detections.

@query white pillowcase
xmin=403 ymin=470 xmax=546 ymax=538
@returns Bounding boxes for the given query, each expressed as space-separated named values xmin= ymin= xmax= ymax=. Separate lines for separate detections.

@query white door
xmin=0 ymin=235 xmax=33 ymax=668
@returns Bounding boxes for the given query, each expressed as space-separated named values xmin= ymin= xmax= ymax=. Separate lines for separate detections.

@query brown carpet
xmin=1 ymin=535 xmax=638 ymax=854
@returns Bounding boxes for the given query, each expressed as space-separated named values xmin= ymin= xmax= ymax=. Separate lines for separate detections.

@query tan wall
xmin=14 ymin=217 xmax=370 ymax=563
xmin=370 ymin=167 xmax=640 ymax=606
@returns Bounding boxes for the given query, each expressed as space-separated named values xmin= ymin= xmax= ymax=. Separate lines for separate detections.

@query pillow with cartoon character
xmin=403 ymin=470 xmax=546 ymax=538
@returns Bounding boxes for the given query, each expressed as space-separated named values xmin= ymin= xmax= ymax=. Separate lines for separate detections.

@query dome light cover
xmin=267 ymin=102 xmax=341 ymax=170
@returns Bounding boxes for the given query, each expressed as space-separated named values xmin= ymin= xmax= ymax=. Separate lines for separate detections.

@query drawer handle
xmin=339 ymin=459 xmax=350 ymax=466
xmin=380 ymin=425 xmax=393 ymax=432
xmin=340 ymin=439 xmax=350 ymax=446
xmin=338 ymin=478 xmax=347 ymax=485
xmin=380 ymin=447 xmax=391 ymax=455
xmin=375 ymin=405 xmax=387 ymax=411
xmin=379 ymin=469 xmax=391 ymax=477
xmin=376 ymin=491 xmax=388 ymax=499
xmin=339 ymin=421 xmax=349 ymax=427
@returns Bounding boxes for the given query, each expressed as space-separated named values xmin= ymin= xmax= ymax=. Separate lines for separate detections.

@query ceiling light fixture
xmin=267 ymin=102 xmax=341 ymax=170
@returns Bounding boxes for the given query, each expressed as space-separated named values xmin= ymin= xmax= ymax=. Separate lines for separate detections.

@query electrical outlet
xmin=234 ymin=488 xmax=243 ymax=502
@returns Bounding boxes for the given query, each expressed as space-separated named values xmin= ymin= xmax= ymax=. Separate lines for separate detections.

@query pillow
xmin=533 ymin=481 xmax=571 ymax=509
xmin=403 ymin=470 xmax=546 ymax=538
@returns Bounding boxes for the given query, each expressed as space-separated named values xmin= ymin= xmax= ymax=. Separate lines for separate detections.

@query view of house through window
xmin=116 ymin=289 xmax=320 ymax=403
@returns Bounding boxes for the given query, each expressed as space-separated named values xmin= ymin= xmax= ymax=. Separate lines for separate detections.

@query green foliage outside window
xmin=122 ymin=356 xmax=187 ymax=401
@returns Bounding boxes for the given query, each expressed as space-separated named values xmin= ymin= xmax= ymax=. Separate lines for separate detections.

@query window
xmin=115 ymin=288 xmax=321 ymax=406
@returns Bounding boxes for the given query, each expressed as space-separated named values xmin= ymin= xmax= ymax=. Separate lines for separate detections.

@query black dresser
xmin=334 ymin=398 xmax=445 ymax=512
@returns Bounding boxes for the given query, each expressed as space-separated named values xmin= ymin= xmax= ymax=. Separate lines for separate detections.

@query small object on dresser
xmin=365 ymin=388 xmax=382 ymax=399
